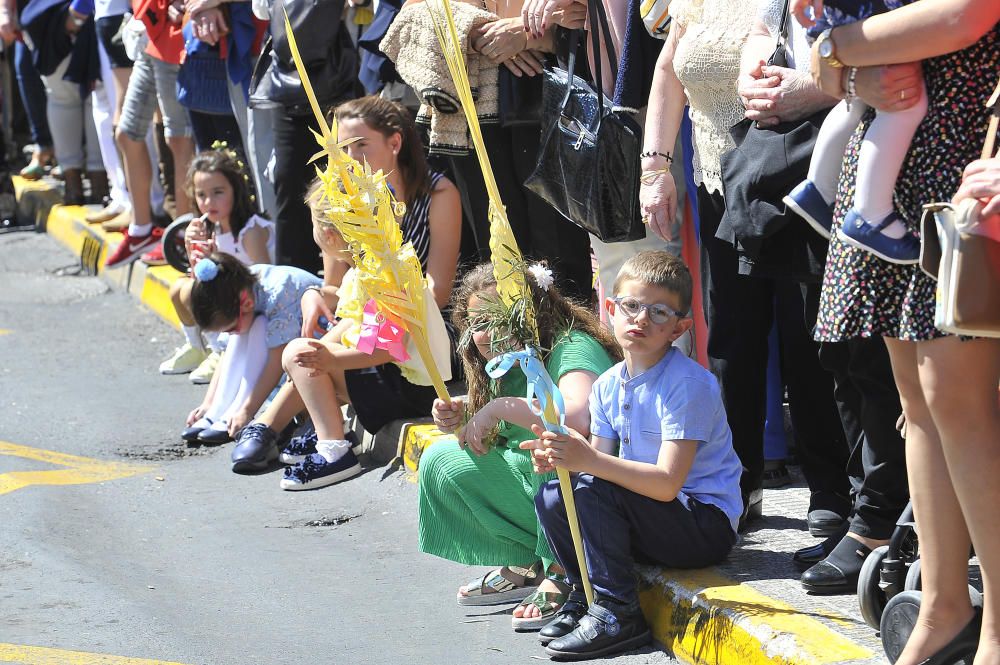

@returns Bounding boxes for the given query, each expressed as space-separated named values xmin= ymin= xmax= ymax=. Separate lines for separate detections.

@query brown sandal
xmin=456 ymin=561 xmax=543 ymax=607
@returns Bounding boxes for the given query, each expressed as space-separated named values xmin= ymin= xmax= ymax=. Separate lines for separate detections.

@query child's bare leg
xmin=256 ymin=380 xmax=306 ymax=432
xmin=282 ymin=339 xmax=348 ymax=441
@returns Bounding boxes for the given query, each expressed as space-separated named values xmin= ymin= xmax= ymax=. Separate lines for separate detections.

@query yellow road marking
xmin=0 ymin=441 xmax=153 ymax=496
xmin=0 ymin=329 xmax=10 ymax=336
xmin=641 ymin=567 xmax=874 ymax=665
xmin=0 ymin=643 xmax=190 ymax=665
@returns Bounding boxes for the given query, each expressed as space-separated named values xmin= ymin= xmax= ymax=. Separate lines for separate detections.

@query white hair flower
xmin=528 ymin=263 xmax=554 ymax=291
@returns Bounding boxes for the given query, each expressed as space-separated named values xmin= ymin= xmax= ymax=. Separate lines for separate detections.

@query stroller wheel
xmin=880 ymin=590 xmax=922 ymax=663
xmin=162 ymin=213 xmax=195 ymax=274
xmin=904 ymin=558 xmax=922 ymax=591
xmin=859 ymin=545 xmax=890 ymax=629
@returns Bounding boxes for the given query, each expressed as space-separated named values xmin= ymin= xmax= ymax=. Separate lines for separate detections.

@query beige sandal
xmin=456 ymin=561 xmax=543 ymax=607
xmin=512 ymin=577 xmax=571 ymax=632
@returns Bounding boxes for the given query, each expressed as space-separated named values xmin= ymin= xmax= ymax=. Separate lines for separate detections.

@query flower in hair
xmin=194 ymin=258 xmax=219 ymax=282
xmin=527 ymin=263 xmax=554 ymax=291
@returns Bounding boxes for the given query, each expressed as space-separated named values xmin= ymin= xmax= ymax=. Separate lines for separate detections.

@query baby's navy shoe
xmin=839 ymin=210 xmax=920 ymax=265
xmin=784 ymin=179 xmax=834 ymax=239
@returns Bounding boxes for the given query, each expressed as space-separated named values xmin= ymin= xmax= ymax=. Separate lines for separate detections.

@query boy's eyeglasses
xmin=612 ymin=296 xmax=686 ymax=324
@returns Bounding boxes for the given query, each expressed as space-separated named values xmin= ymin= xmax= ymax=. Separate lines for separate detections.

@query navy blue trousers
xmin=535 ymin=474 xmax=737 ymax=605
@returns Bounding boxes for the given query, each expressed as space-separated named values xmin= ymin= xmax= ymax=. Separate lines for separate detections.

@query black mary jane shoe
xmin=793 ymin=523 xmax=849 ymax=571
xmin=197 ymin=426 xmax=234 ymax=445
xmin=801 ymin=536 xmax=872 ymax=594
xmin=181 ymin=419 xmax=211 ymax=443
xmin=538 ymin=590 xmax=588 ymax=645
xmin=544 ymin=597 xmax=651 ymax=661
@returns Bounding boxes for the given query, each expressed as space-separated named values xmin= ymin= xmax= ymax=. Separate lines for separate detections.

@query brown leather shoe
xmin=86 ymin=201 xmax=128 ymax=224
xmin=101 ymin=210 xmax=131 ymax=232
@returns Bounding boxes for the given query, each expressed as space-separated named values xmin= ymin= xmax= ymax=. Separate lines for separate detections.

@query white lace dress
xmin=671 ymin=0 xmax=767 ymax=195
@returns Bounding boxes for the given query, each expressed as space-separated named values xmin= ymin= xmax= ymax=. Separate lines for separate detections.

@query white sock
xmin=128 ymin=222 xmax=152 ymax=237
xmin=315 ymin=439 xmax=350 ymax=463
xmin=182 ymin=325 xmax=206 ymax=351
xmin=203 ymin=331 xmax=223 ymax=353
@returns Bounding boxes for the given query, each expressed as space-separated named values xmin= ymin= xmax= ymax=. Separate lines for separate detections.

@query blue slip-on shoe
xmin=231 ymin=422 xmax=280 ymax=473
xmin=279 ymin=449 xmax=362 ymax=491
xmin=181 ymin=417 xmax=212 ymax=443
xmin=783 ymin=180 xmax=834 ymax=239
xmin=280 ymin=427 xmax=362 ymax=465
xmin=838 ymin=209 xmax=920 ymax=265
xmin=198 ymin=421 xmax=233 ymax=445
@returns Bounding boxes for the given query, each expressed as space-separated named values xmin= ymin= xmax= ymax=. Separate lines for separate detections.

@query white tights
xmin=204 ymin=315 xmax=268 ymax=424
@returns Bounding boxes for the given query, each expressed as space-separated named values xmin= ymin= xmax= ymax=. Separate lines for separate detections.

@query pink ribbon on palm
xmin=356 ymin=299 xmax=410 ymax=362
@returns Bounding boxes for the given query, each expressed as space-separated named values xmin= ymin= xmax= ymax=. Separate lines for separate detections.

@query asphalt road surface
xmin=0 ymin=231 xmax=677 ymax=665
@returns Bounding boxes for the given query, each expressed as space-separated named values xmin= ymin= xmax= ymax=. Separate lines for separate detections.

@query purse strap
xmin=981 ymin=78 xmax=1000 ymax=160
xmin=768 ymin=0 xmax=791 ymax=67
xmin=558 ymin=0 xmax=617 ymax=117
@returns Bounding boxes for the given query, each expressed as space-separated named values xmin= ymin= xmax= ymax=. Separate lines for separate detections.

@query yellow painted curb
xmin=0 ymin=643 xmax=190 ymax=665
xmin=401 ymin=423 xmax=453 ymax=474
xmin=639 ymin=567 xmax=874 ymax=665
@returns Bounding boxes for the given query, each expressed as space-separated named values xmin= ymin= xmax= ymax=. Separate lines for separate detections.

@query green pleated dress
xmin=417 ymin=331 xmax=614 ymax=569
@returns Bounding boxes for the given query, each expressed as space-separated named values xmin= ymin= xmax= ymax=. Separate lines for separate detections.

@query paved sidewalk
xmin=19 ymin=177 xmax=887 ymax=665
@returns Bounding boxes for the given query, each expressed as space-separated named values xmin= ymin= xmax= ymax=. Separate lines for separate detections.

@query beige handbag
xmin=919 ymin=80 xmax=1000 ymax=337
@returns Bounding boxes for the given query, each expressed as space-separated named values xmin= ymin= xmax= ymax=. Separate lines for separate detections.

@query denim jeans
xmin=14 ymin=41 xmax=52 ymax=149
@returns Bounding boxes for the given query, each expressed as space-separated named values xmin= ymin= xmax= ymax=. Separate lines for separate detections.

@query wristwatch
xmin=816 ymin=28 xmax=844 ymax=68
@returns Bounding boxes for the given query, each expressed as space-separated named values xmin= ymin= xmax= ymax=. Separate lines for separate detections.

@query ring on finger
xmin=900 ymin=89 xmax=906 ymax=101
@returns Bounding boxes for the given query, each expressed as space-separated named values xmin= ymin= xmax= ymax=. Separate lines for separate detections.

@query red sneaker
xmin=105 ymin=227 xmax=161 ymax=269
xmin=140 ymin=240 xmax=167 ymax=266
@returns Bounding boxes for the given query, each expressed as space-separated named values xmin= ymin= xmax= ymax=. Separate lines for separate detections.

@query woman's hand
xmin=639 ymin=160 xmax=677 ymax=242
xmin=300 ymin=288 xmax=335 ymax=338
xmin=187 ymin=403 xmax=209 ymax=427
xmin=472 ymin=18 xmax=528 ymax=65
xmin=191 ymin=7 xmax=228 ymax=44
xmin=521 ymin=423 xmax=595 ymax=474
xmin=853 ymin=62 xmax=924 ymax=112
xmin=290 ymin=339 xmax=337 ymax=377
xmin=502 ymin=48 xmax=545 ymax=77
xmin=432 ymin=397 xmax=465 ymax=434
xmin=739 ymin=60 xmax=836 ymax=127
xmin=954 ymin=158 xmax=1000 ymax=216
xmin=521 ymin=0 xmax=584 ymax=38
xmin=455 ymin=402 xmax=499 ymax=456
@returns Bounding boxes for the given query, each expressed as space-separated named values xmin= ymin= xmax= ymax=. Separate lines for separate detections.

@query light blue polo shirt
xmin=590 ymin=347 xmax=743 ymax=532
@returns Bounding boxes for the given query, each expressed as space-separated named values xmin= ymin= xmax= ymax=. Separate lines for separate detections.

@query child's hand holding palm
xmin=522 ymin=424 xmax=596 ymax=474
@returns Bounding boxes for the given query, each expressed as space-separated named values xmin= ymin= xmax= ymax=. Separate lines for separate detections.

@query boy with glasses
xmin=523 ymin=251 xmax=743 ymax=660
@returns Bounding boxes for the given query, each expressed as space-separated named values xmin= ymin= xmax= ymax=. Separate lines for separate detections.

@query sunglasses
xmin=612 ymin=296 xmax=686 ymax=325
xmin=223 ymin=291 xmax=251 ymax=334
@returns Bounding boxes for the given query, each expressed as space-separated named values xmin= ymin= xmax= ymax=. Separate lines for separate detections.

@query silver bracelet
xmin=845 ymin=66 xmax=858 ymax=111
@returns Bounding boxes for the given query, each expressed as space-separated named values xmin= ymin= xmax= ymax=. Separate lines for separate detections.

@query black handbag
xmin=523 ymin=0 xmax=645 ymax=243
xmin=498 ymin=66 xmax=543 ymax=128
xmin=716 ymin=0 xmax=830 ymax=279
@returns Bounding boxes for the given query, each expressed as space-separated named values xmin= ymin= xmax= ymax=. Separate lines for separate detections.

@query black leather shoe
xmin=739 ymin=488 xmax=763 ymax=532
xmin=801 ymin=537 xmax=872 ymax=594
xmin=231 ymin=422 xmax=279 ymax=473
xmin=539 ymin=590 xmax=588 ymax=645
xmin=792 ymin=523 xmax=849 ymax=570
xmin=545 ymin=597 xmax=651 ymax=661
xmin=198 ymin=426 xmax=233 ymax=445
xmin=807 ymin=492 xmax=851 ymax=537
xmin=181 ymin=419 xmax=212 ymax=443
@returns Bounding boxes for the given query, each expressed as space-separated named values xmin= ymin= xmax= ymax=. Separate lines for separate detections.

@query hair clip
xmin=528 ymin=263 xmax=554 ymax=291
xmin=194 ymin=258 xmax=219 ymax=281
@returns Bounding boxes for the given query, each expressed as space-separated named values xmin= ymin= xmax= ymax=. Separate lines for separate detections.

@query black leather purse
xmin=716 ymin=0 xmax=830 ymax=279
xmin=523 ymin=0 xmax=645 ymax=243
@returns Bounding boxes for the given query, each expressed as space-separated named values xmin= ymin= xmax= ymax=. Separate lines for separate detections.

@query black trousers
xmin=697 ymin=186 xmax=850 ymax=503
xmin=272 ymin=110 xmax=323 ymax=276
xmin=819 ymin=338 xmax=908 ymax=540
xmin=535 ymin=474 xmax=736 ymax=605
xmin=448 ymin=124 xmax=594 ymax=303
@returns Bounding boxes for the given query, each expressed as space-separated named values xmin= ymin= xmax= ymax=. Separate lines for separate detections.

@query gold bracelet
xmin=640 ymin=167 xmax=670 ymax=185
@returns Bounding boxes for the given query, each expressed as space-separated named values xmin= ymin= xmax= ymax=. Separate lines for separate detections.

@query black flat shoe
xmin=545 ymin=597 xmax=651 ymax=661
xmin=801 ymin=537 xmax=872 ymax=594
xmin=181 ymin=420 xmax=211 ymax=442
xmin=198 ymin=427 xmax=233 ymax=445
xmin=793 ymin=522 xmax=849 ymax=570
xmin=739 ymin=488 xmax=763 ymax=532
xmin=539 ymin=590 xmax=588 ymax=645
xmin=807 ymin=491 xmax=852 ymax=537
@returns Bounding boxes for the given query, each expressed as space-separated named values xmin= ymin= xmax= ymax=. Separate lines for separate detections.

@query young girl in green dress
xmin=418 ymin=263 xmax=621 ymax=631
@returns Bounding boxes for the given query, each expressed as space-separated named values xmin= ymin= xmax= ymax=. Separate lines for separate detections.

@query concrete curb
xmin=25 ymin=177 xmax=883 ymax=665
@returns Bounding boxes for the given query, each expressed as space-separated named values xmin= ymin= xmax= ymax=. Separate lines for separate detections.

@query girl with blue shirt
xmin=182 ymin=252 xmax=320 ymax=445
xmin=525 ymin=251 xmax=743 ymax=660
